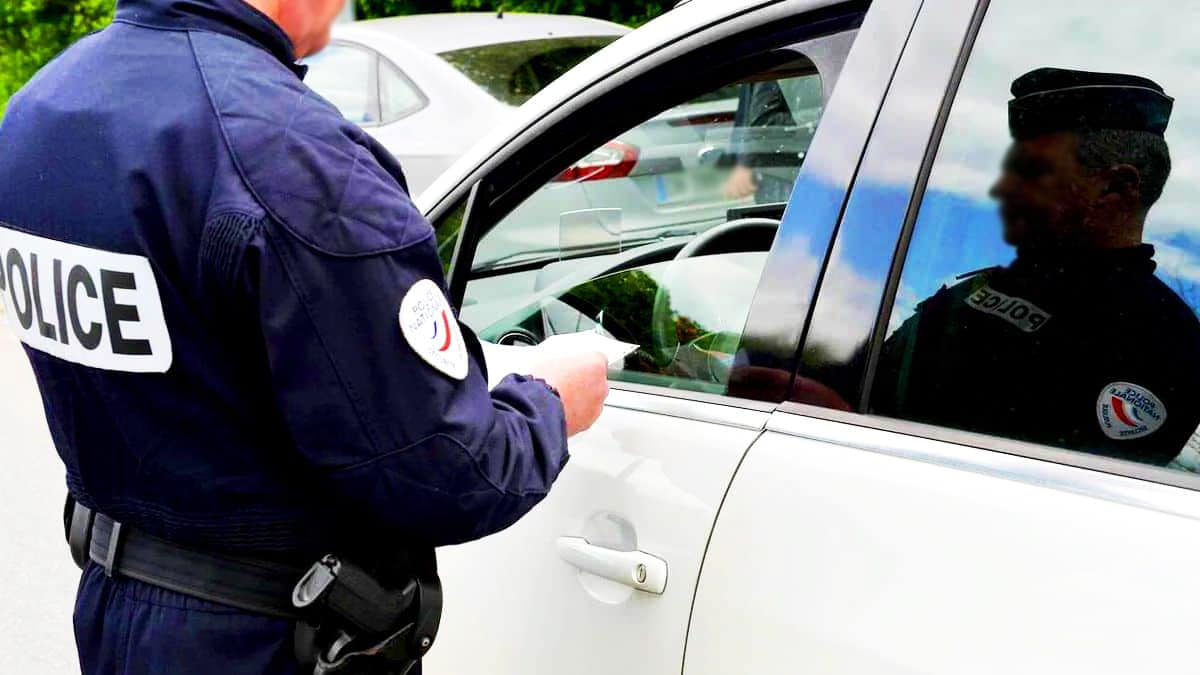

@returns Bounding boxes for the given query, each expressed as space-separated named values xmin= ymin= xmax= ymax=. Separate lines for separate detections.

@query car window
xmin=303 ymin=43 xmax=378 ymax=124
xmin=459 ymin=47 xmax=850 ymax=396
xmin=438 ymin=36 xmax=620 ymax=107
xmin=868 ymin=0 xmax=1200 ymax=472
xmin=380 ymin=60 xmax=425 ymax=123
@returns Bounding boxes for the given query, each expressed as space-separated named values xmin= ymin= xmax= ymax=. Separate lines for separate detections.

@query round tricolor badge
xmin=1096 ymin=382 xmax=1166 ymax=440
xmin=399 ymin=279 xmax=468 ymax=380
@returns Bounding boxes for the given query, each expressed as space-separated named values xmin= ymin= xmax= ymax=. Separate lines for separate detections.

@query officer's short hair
xmin=1075 ymin=129 xmax=1172 ymax=209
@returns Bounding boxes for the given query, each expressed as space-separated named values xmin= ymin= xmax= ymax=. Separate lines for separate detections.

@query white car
xmin=301 ymin=13 xmax=629 ymax=197
xmin=417 ymin=0 xmax=1200 ymax=674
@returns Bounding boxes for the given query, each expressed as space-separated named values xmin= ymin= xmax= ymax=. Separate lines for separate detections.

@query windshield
xmin=438 ymin=36 xmax=619 ymax=106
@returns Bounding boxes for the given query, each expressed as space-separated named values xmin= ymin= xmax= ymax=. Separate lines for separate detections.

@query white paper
xmin=480 ymin=331 xmax=638 ymax=389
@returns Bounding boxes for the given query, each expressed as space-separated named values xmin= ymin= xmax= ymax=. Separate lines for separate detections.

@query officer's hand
xmin=532 ymin=352 xmax=610 ymax=436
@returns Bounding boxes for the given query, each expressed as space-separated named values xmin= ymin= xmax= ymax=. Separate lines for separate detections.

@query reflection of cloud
xmin=914 ymin=0 xmax=1200 ymax=228
xmin=884 ymin=0 xmax=1200 ymax=318
xmin=920 ymin=0 xmax=1200 ymax=192
xmin=803 ymin=260 xmax=880 ymax=361
xmin=1154 ymin=240 xmax=1200 ymax=286
xmin=773 ymin=233 xmax=891 ymax=362
xmin=888 ymin=284 xmax=919 ymax=336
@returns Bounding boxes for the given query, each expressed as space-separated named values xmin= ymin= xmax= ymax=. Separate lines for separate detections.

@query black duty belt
xmin=64 ymin=497 xmax=442 ymax=674
xmin=65 ymin=498 xmax=307 ymax=618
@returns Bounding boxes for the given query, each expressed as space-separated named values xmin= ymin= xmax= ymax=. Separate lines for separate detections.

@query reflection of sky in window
xmin=893 ymin=0 xmax=1200 ymax=329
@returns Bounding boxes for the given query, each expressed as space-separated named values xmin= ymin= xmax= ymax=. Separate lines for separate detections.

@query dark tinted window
xmin=438 ymin=36 xmax=619 ymax=106
xmin=870 ymin=1 xmax=1200 ymax=472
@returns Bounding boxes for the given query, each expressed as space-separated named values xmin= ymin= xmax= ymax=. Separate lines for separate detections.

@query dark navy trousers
xmin=74 ymin=563 xmax=300 ymax=675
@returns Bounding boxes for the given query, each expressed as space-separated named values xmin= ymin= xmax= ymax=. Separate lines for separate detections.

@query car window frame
xmin=435 ymin=0 xmax=921 ymax=407
xmin=788 ymin=0 xmax=1200 ymax=492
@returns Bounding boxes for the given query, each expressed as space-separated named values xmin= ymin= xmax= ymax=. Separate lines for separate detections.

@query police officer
xmin=875 ymin=67 xmax=1200 ymax=466
xmin=0 ymin=0 xmax=609 ymax=672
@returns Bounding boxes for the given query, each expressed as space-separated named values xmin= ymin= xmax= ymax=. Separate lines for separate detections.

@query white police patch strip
xmin=1096 ymin=382 xmax=1166 ymax=440
xmin=964 ymin=284 xmax=1051 ymax=332
xmin=0 ymin=227 xmax=172 ymax=373
xmin=399 ymin=279 xmax=468 ymax=381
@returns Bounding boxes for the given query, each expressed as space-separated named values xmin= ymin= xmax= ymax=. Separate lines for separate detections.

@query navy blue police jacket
xmin=0 ymin=0 xmax=568 ymax=558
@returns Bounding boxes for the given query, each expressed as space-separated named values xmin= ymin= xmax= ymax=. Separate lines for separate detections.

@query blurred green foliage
xmin=0 ymin=0 xmax=666 ymax=114
xmin=357 ymin=0 xmax=669 ymax=26
xmin=445 ymin=0 xmax=668 ymax=26
xmin=0 ymin=0 xmax=114 ymax=115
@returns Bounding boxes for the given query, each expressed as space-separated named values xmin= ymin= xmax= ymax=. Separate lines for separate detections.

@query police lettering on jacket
xmin=965 ymin=284 xmax=1051 ymax=332
xmin=0 ymin=226 xmax=171 ymax=372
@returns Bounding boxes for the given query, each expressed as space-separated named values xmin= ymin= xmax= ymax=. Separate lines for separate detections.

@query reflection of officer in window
xmin=875 ymin=68 xmax=1200 ymax=466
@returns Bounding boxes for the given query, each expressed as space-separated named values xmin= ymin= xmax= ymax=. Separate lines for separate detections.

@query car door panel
xmin=423 ymin=2 xmax=921 ymax=672
xmin=425 ymin=389 xmax=766 ymax=674
xmin=686 ymin=409 xmax=1200 ymax=674
xmin=686 ymin=0 xmax=1200 ymax=670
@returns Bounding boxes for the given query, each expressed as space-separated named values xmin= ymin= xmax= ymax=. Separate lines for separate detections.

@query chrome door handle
xmin=556 ymin=536 xmax=668 ymax=595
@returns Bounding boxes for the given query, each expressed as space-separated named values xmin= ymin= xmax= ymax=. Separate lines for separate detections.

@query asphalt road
xmin=0 ymin=327 xmax=80 ymax=673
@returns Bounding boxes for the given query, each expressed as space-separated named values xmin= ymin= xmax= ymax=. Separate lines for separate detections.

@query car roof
xmin=335 ymin=12 xmax=630 ymax=55
xmin=419 ymin=0 xmax=832 ymax=208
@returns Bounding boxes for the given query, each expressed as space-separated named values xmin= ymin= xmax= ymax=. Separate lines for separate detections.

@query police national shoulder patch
xmin=1096 ymin=382 xmax=1166 ymax=440
xmin=399 ymin=279 xmax=468 ymax=380
xmin=0 ymin=226 xmax=172 ymax=373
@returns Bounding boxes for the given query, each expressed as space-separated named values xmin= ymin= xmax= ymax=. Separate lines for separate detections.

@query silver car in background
xmin=302 ymin=13 xmax=629 ymax=196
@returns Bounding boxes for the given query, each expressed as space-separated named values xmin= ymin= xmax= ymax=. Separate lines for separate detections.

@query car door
xmin=686 ymin=0 xmax=1200 ymax=672
xmin=418 ymin=2 xmax=922 ymax=673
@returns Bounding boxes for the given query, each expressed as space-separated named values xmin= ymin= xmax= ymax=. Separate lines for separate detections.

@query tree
xmin=0 ymin=0 xmax=114 ymax=115
xmin=444 ymin=0 xmax=668 ymax=26
xmin=356 ymin=0 xmax=454 ymax=18
xmin=355 ymin=0 xmax=670 ymax=26
xmin=1 ymin=0 xmax=669 ymax=114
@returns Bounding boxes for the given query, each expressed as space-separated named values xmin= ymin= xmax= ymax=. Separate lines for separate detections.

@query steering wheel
xmin=672 ymin=217 xmax=781 ymax=261
xmin=648 ymin=217 xmax=781 ymax=380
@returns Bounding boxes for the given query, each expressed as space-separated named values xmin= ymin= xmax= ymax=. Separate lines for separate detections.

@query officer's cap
xmin=1008 ymin=67 xmax=1174 ymax=140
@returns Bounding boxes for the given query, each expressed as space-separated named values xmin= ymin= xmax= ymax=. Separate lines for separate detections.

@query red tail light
xmin=553 ymin=140 xmax=640 ymax=183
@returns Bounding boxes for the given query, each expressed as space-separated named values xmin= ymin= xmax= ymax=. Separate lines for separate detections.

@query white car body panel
xmin=686 ymin=411 xmax=1200 ymax=674
xmin=424 ymin=389 xmax=767 ymax=675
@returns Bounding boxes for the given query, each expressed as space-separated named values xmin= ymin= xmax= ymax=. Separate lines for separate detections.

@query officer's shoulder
xmin=188 ymin=31 xmax=429 ymax=257
xmin=911 ymin=267 xmax=996 ymax=312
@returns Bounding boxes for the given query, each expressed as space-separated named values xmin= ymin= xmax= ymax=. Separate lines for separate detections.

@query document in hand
xmin=479 ymin=332 xmax=638 ymax=390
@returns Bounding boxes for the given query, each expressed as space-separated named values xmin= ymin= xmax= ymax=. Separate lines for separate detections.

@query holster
xmin=292 ymin=555 xmax=442 ymax=675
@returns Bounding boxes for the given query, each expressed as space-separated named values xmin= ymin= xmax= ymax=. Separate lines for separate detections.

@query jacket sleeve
xmin=227 ymin=211 xmax=569 ymax=547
